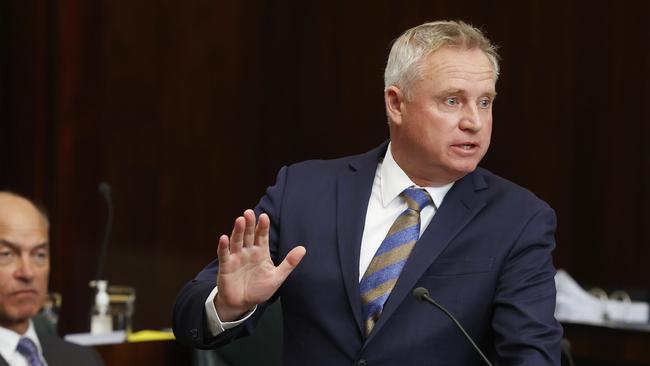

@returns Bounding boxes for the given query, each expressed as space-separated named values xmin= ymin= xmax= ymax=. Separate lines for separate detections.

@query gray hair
xmin=384 ymin=20 xmax=500 ymax=98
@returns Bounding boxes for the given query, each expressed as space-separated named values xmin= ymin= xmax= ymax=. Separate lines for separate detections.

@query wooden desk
xmin=95 ymin=340 xmax=193 ymax=366
xmin=563 ymin=322 xmax=650 ymax=366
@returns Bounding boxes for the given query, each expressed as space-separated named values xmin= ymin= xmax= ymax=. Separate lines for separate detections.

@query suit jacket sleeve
xmin=492 ymin=204 xmax=562 ymax=365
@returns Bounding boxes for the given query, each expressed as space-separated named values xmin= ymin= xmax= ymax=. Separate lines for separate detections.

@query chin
xmin=8 ymin=303 xmax=40 ymax=320
xmin=452 ymin=162 xmax=479 ymax=175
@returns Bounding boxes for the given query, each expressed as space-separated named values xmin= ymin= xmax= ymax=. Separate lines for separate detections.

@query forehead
xmin=0 ymin=196 xmax=49 ymax=246
xmin=418 ymin=46 xmax=496 ymax=93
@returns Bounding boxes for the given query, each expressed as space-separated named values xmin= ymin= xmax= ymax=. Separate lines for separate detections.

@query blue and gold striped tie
xmin=360 ymin=187 xmax=433 ymax=335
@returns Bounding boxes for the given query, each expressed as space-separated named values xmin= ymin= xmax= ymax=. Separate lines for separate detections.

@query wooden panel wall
xmin=2 ymin=0 xmax=649 ymax=334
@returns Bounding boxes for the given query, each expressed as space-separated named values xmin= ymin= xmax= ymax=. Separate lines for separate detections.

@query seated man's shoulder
xmin=39 ymin=334 xmax=104 ymax=366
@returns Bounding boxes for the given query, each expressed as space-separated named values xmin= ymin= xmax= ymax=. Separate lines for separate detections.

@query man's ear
xmin=384 ymin=85 xmax=405 ymax=126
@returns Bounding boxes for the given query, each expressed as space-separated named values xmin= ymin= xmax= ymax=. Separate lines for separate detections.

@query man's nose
xmin=459 ymin=104 xmax=483 ymax=132
xmin=14 ymin=255 xmax=35 ymax=280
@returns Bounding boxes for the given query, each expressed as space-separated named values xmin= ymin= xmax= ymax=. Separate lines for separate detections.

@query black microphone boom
xmin=96 ymin=182 xmax=113 ymax=281
xmin=412 ymin=287 xmax=493 ymax=366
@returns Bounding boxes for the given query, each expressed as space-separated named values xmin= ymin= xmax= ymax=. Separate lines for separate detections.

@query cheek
xmin=36 ymin=271 xmax=49 ymax=289
xmin=482 ymin=121 xmax=493 ymax=147
xmin=0 ymin=271 xmax=14 ymax=291
xmin=485 ymin=116 xmax=493 ymax=131
xmin=400 ymin=105 xmax=455 ymax=151
xmin=409 ymin=109 xmax=448 ymax=135
xmin=406 ymin=123 xmax=443 ymax=153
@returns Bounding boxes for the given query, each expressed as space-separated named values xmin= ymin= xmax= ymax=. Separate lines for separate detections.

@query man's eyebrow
xmin=436 ymin=89 xmax=498 ymax=98
xmin=439 ymin=88 xmax=463 ymax=95
xmin=0 ymin=239 xmax=17 ymax=248
xmin=0 ymin=239 xmax=49 ymax=250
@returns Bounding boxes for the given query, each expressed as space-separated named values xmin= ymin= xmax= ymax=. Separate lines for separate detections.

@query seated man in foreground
xmin=0 ymin=191 xmax=104 ymax=366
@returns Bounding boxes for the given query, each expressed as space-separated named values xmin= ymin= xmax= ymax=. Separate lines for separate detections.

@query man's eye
xmin=445 ymin=97 xmax=459 ymax=106
xmin=479 ymin=98 xmax=492 ymax=108
xmin=32 ymin=250 xmax=49 ymax=264
xmin=0 ymin=251 xmax=15 ymax=264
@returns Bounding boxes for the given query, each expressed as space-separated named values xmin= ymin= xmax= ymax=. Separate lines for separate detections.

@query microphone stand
xmin=412 ymin=287 xmax=493 ymax=366
xmin=96 ymin=182 xmax=113 ymax=282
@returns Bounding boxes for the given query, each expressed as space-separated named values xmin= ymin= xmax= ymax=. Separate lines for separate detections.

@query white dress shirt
xmin=205 ymin=143 xmax=454 ymax=335
xmin=0 ymin=320 xmax=48 ymax=366
xmin=358 ymin=144 xmax=453 ymax=280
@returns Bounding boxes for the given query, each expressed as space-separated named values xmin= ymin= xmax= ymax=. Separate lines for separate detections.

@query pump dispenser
xmin=90 ymin=280 xmax=112 ymax=334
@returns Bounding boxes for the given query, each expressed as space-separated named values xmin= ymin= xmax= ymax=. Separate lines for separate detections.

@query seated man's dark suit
xmin=173 ymin=141 xmax=562 ymax=365
xmin=0 ymin=329 xmax=103 ymax=366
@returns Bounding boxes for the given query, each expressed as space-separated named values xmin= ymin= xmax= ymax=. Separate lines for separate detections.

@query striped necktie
xmin=360 ymin=187 xmax=433 ymax=335
xmin=16 ymin=337 xmax=45 ymax=366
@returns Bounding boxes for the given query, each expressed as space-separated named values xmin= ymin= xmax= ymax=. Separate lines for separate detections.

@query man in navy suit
xmin=174 ymin=20 xmax=562 ymax=365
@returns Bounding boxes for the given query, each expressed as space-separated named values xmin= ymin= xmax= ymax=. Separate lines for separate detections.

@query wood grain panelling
xmin=568 ymin=1 xmax=650 ymax=287
xmin=1 ymin=0 xmax=56 ymax=198
xmin=1 ymin=0 xmax=649 ymax=334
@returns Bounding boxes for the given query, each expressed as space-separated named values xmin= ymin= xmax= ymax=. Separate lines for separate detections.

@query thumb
xmin=276 ymin=245 xmax=306 ymax=282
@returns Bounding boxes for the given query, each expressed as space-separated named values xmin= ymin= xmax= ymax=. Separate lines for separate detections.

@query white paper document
xmin=64 ymin=330 xmax=127 ymax=346
xmin=554 ymin=269 xmax=649 ymax=325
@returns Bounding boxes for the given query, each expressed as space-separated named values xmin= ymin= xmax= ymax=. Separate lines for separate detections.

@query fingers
xmin=254 ymin=213 xmax=270 ymax=248
xmin=276 ymin=246 xmax=306 ymax=282
xmin=226 ymin=209 xmax=263 ymax=253
xmin=229 ymin=216 xmax=246 ymax=254
xmin=217 ymin=234 xmax=230 ymax=261
xmin=242 ymin=210 xmax=256 ymax=247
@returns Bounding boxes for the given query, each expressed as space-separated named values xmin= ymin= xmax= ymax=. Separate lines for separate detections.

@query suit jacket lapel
xmin=365 ymin=169 xmax=488 ymax=343
xmin=337 ymin=142 xmax=389 ymax=337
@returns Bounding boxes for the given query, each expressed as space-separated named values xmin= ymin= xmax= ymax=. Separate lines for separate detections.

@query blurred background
xmin=1 ymin=0 xmax=648 ymax=352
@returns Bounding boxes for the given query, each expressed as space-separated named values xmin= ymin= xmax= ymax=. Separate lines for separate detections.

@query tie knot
xmin=17 ymin=337 xmax=39 ymax=356
xmin=17 ymin=337 xmax=45 ymax=366
xmin=401 ymin=187 xmax=432 ymax=213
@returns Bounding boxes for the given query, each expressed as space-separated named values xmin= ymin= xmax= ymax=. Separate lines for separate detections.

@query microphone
xmin=412 ymin=287 xmax=493 ymax=366
xmin=96 ymin=182 xmax=114 ymax=281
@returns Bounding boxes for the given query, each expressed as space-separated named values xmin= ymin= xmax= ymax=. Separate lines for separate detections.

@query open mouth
xmin=452 ymin=143 xmax=478 ymax=151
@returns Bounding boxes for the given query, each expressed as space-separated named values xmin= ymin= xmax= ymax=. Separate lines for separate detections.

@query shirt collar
xmin=0 ymin=320 xmax=43 ymax=362
xmin=380 ymin=142 xmax=455 ymax=209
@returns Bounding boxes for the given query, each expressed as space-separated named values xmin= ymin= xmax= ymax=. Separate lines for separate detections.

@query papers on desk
xmin=555 ymin=269 xmax=649 ymax=325
xmin=64 ymin=331 xmax=127 ymax=346
xmin=127 ymin=329 xmax=175 ymax=342
xmin=63 ymin=329 xmax=175 ymax=345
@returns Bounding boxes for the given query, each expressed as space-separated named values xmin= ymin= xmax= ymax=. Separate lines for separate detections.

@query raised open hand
xmin=215 ymin=209 xmax=306 ymax=321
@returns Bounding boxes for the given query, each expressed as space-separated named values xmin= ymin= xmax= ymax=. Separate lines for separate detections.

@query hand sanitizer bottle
xmin=90 ymin=280 xmax=113 ymax=334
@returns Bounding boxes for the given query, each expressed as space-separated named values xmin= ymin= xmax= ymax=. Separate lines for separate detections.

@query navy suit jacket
xmin=173 ymin=141 xmax=562 ymax=365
